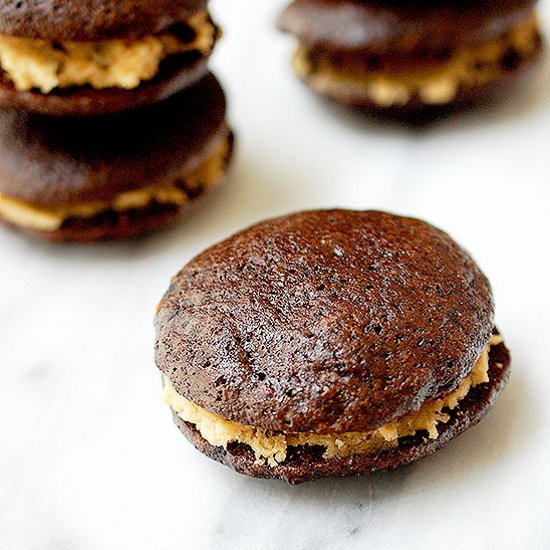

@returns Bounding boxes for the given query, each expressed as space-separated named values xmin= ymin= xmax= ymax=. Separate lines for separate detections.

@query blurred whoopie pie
xmin=0 ymin=0 xmax=221 ymax=115
xmin=0 ymin=73 xmax=233 ymax=242
xmin=155 ymin=209 xmax=511 ymax=484
xmin=278 ymin=0 xmax=543 ymax=114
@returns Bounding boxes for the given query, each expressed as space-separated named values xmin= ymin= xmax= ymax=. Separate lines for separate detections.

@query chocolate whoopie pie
xmin=0 ymin=73 xmax=233 ymax=242
xmin=0 ymin=0 xmax=221 ymax=116
xmin=155 ymin=210 xmax=511 ymax=484
xmin=278 ymin=0 xmax=543 ymax=113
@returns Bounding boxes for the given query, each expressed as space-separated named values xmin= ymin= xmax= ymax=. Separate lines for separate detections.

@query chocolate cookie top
xmin=0 ymin=73 xmax=227 ymax=207
xmin=156 ymin=210 xmax=495 ymax=434
xmin=278 ymin=0 xmax=537 ymax=53
xmin=0 ymin=0 xmax=207 ymax=41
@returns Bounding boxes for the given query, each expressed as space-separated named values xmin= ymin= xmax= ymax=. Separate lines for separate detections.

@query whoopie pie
xmin=0 ymin=73 xmax=233 ymax=242
xmin=155 ymin=209 xmax=511 ymax=484
xmin=0 ymin=0 xmax=221 ymax=116
xmin=278 ymin=0 xmax=543 ymax=113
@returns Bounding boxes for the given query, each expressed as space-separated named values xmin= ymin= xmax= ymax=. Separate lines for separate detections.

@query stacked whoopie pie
xmin=156 ymin=210 xmax=511 ymax=484
xmin=278 ymin=0 xmax=544 ymax=114
xmin=0 ymin=0 xmax=233 ymax=242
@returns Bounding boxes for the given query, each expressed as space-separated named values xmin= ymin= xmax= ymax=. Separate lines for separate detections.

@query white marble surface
xmin=2 ymin=1 xmax=550 ymax=548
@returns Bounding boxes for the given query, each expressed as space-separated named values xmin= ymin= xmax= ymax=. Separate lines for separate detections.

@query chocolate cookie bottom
xmin=173 ymin=338 xmax=510 ymax=484
xmin=0 ymin=49 xmax=211 ymax=117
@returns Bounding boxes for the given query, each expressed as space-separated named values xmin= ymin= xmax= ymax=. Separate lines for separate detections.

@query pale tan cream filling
xmin=164 ymin=335 xmax=503 ymax=466
xmin=0 ymin=138 xmax=229 ymax=231
xmin=294 ymin=15 xmax=540 ymax=106
xmin=0 ymin=11 xmax=216 ymax=92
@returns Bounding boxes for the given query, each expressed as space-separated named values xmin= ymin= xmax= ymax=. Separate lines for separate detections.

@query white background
xmin=1 ymin=1 xmax=549 ymax=548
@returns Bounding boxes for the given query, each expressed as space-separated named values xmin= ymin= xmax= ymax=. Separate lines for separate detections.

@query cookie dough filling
xmin=0 ymin=11 xmax=218 ymax=93
xmin=0 ymin=137 xmax=230 ymax=232
xmin=294 ymin=14 xmax=541 ymax=106
xmin=164 ymin=334 xmax=503 ymax=466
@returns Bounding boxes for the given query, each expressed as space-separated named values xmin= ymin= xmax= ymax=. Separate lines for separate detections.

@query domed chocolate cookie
xmin=0 ymin=73 xmax=233 ymax=242
xmin=0 ymin=0 xmax=207 ymax=41
xmin=278 ymin=0 xmax=543 ymax=114
xmin=155 ymin=210 xmax=511 ymax=483
xmin=0 ymin=1 xmax=220 ymax=115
